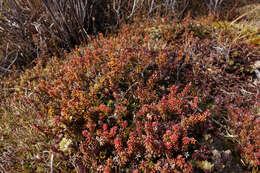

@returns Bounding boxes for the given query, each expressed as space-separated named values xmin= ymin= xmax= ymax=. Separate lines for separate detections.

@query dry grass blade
xmin=230 ymin=5 xmax=260 ymax=26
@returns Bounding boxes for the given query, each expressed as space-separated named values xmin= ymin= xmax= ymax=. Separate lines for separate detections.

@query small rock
xmin=254 ymin=61 xmax=260 ymax=69
xmin=255 ymin=69 xmax=260 ymax=80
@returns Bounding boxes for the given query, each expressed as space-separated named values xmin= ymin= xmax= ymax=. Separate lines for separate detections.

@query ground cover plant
xmin=0 ymin=0 xmax=254 ymax=76
xmin=0 ymin=0 xmax=260 ymax=172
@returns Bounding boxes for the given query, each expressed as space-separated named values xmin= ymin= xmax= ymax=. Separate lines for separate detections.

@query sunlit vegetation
xmin=0 ymin=0 xmax=259 ymax=172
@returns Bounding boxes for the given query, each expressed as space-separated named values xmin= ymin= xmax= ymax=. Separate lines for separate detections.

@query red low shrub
xmin=34 ymin=18 xmax=215 ymax=171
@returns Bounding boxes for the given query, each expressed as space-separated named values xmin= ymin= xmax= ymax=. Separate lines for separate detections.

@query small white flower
xmin=113 ymin=155 xmax=120 ymax=163
xmin=96 ymin=136 xmax=105 ymax=146
xmin=184 ymin=152 xmax=189 ymax=158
